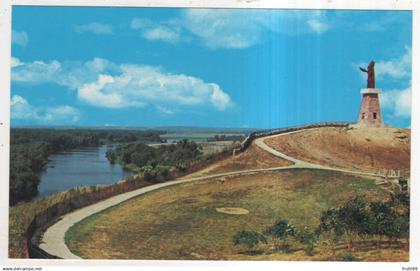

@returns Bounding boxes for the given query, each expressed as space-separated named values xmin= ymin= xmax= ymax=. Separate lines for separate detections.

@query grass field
xmin=65 ymin=169 xmax=406 ymax=261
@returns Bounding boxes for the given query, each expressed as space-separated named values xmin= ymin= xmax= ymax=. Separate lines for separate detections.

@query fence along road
xmin=40 ymin=126 xmax=384 ymax=259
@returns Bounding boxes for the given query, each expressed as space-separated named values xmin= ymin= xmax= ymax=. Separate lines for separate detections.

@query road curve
xmin=39 ymin=165 xmax=294 ymax=259
xmin=254 ymin=129 xmax=383 ymax=177
xmin=40 ymin=129 xmax=383 ymax=259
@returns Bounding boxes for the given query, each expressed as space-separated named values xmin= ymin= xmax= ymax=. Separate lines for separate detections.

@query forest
xmin=9 ymin=128 xmax=164 ymax=205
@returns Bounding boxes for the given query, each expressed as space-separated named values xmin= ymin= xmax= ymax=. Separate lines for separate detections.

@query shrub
xmin=297 ymin=227 xmax=318 ymax=256
xmin=318 ymin=191 xmax=410 ymax=255
xmin=265 ymin=218 xmax=295 ymax=251
xmin=340 ymin=251 xmax=355 ymax=261
xmin=232 ymin=230 xmax=267 ymax=252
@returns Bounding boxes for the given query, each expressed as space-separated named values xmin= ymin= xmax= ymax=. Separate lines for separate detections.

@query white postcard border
xmin=0 ymin=1 xmax=419 ymax=270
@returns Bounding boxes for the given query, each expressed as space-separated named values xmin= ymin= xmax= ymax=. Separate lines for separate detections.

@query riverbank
xmin=36 ymin=145 xmax=132 ymax=199
xmin=10 ymin=128 xmax=165 ymax=205
xmin=9 ymin=143 xmax=234 ymax=258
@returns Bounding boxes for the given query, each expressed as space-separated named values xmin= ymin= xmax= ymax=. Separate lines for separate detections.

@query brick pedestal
xmin=357 ymin=88 xmax=384 ymax=127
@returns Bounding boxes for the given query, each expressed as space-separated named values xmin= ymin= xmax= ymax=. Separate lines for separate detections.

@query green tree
xmin=317 ymin=208 xmax=345 ymax=259
xmin=297 ymin=227 xmax=318 ymax=256
xmin=232 ymin=230 xmax=267 ymax=253
xmin=265 ymin=218 xmax=296 ymax=252
xmin=338 ymin=196 xmax=371 ymax=250
xmin=368 ymin=201 xmax=393 ymax=247
xmin=106 ymin=151 xmax=116 ymax=164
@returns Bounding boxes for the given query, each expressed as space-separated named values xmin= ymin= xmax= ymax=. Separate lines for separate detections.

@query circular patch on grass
xmin=216 ymin=207 xmax=249 ymax=215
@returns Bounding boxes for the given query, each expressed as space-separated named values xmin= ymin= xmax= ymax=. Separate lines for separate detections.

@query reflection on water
xmin=37 ymin=145 xmax=132 ymax=198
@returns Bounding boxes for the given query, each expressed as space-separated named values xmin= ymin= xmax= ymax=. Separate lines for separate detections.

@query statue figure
xmin=359 ymin=60 xmax=375 ymax=88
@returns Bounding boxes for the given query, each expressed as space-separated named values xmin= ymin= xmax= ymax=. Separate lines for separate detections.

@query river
xmin=37 ymin=145 xmax=132 ymax=198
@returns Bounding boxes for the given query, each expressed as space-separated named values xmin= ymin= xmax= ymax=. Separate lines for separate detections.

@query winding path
xmin=254 ymin=129 xmax=382 ymax=177
xmin=39 ymin=129 xmax=383 ymax=259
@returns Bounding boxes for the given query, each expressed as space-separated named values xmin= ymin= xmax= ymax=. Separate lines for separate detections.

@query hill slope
xmin=51 ymin=125 xmax=411 ymax=261
xmin=265 ymin=126 xmax=410 ymax=176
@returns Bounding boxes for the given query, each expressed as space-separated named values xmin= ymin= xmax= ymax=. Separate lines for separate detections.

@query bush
xmin=232 ymin=230 xmax=267 ymax=252
xmin=105 ymin=151 xmax=116 ymax=163
xmin=318 ymin=191 xmax=410 ymax=255
xmin=265 ymin=218 xmax=295 ymax=251
xmin=297 ymin=227 xmax=317 ymax=256
xmin=340 ymin=251 xmax=355 ymax=261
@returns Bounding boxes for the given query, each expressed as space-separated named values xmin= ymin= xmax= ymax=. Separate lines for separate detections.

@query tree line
xmin=207 ymin=134 xmax=245 ymax=142
xmin=10 ymin=128 xmax=164 ymax=205
xmin=106 ymin=139 xmax=204 ymax=182
xmin=233 ymin=189 xmax=409 ymax=260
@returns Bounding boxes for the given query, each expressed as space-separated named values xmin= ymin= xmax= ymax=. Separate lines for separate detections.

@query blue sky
xmin=11 ymin=7 xmax=412 ymax=128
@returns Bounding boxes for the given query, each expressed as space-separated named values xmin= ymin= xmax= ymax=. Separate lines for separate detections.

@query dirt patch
xmin=216 ymin=207 xmax=249 ymax=215
xmin=265 ymin=127 xmax=410 ymax=176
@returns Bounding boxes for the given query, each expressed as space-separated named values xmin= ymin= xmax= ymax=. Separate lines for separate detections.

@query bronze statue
xmin=360 ymin=60 xmax=375 ymax=88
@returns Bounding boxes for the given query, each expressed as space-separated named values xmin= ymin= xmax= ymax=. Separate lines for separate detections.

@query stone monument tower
xmin=357 ymin=61 xmax=384 ymax=127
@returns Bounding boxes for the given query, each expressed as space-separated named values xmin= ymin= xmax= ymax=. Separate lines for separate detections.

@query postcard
xmin=0 ymin=1 xmax=419 ymax=270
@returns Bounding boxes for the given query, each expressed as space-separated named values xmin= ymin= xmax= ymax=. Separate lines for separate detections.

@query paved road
xmin=40 ymin=129 xmax=383 ymax=259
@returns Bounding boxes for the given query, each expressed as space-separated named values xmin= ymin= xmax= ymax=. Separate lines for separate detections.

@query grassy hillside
xmin=65 ymin=169 xmax=406 ymax=261
xmin=265 ymin=127 xmax=410 ymax=176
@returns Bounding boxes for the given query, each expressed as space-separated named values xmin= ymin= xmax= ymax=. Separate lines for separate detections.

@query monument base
xmin=360 ymin=88 xmax=381 ymax=95
xmin=357 ymin=88 xmax=384 ymax=128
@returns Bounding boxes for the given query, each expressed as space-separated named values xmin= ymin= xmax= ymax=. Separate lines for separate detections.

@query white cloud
xmin=11 ymin=59 xmax=62 ymax=84
xmin=73 ymin=22 xmax=113 ymax=35
xmin=381 ymin=87 xmax=411 ymax=118
xmin=181 ymin=9 xmax=329 ymax=49
xmin=375 ymin=47 xmax=412 ymax=80
xmin=181 ymin=9 xmax=262 ymax=49
xmin=78 ymin=74 xmax=143 ymax=108
xmin=209 ymin=83 xmax=231 ymax=110
xmin=364 ymin=23 xmax=386 ymax=32
xmin=11 ymin=95 xmax=38 ymax=120
xmin=130 ymin=10 xmax=329 ymax=49
xmin=130 ymin=18 xmax=153 ymax=29
xmin=141 ymin=26 xmax=181 ymax=43
xmin=131 ymin=18 xmax=183 ymax=44
xmin=43 ymin=105 xmax=81 ymax=122
xmin=12 ymin=30 xmax=28 ymax=47
xmin=307 ymin=18 xmax=329 ymax=33
xmin=11 ymin=58 xmax=233 ymax=112
xmin=78 ymin=64 xmax=232 ymax=110
xmin=156 ymin=106 xmax=176 ymax=115
xmin=362 ymin=14 xmax=406 ymax=33
xmin=11 ymin=57 xmax=118 ymax=89
xmin=11 ymin=57 xmax=23 ymax=68
xmin=11 ymin=95 xmax=80 ymax=122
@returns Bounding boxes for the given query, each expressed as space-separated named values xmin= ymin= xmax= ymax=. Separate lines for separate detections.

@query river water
xmin=37 ymin=145 xmax=132 ymax=198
